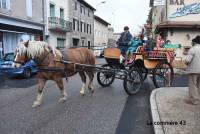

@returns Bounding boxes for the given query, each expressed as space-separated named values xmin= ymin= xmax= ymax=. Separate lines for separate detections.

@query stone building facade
xmin=44 ymin=0 xmax=95 ymax=49
xmin=68 ymin=0 xmax=95 ymax=48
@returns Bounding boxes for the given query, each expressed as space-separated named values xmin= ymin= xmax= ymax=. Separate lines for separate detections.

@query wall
xmin=94 ymin=20 xmax=108 ymax=46
xmin=166 ymin=29 xmax=200 ymax=58
xmin=151 ymin=5 xmax=165 ymax=35
xmin=0 ymin=0 xmax=44 ymax=24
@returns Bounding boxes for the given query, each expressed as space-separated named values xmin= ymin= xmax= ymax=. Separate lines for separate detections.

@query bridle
xmin=13 ymin=50 xmax=27 ymax=66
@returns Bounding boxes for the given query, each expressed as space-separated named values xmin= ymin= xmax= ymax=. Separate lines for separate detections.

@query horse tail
xmin=87 ymin=48 xmax=96 ymax=73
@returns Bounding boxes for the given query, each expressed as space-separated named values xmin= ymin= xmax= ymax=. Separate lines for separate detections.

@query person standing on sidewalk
xmin=185 ymin=35 xmax=200 ymax=105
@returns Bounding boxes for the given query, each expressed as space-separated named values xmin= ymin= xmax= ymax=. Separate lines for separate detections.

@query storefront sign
xmin=170 ymin=0 xmax=185 ymax=5
xmin=170 ymin=2 xmax=200 ymax=18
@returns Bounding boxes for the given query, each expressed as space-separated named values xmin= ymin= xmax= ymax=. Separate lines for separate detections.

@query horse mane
xmin=17 ymin=41 xmax=62 ymax=59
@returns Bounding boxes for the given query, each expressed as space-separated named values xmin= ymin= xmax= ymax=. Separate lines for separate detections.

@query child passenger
xmin=125 ymin=36 xmax=143 ymax=63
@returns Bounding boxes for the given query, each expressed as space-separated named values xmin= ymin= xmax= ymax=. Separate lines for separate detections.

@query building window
xmin=57 ymin=38 xmax=65 ymax=49
xmin=88 ymin=41 xmax=91 ymax=49
xmin=84 ymin=23 xmax=86 ymax=33
xmin=88 ymin=9 xmax=90 ymax=17
xmin=60 ymin=8 xmax=64 ymax=19
xmin=74 ymin=2 xmax=77 ymax=10
xmin=50 ymin=3 xmax=55 ymax=17
xmin=80 ymin=5 xmax=82 ymax=13
xmin=81 ymin=21 xmax=84 ymax=32
xmin=26 ymin=0 xmax=32 ymax=17
xmin=73 ymin=38 xmax=79 ymax=46
xmin=73 ymin=18 xmax=79 ymax=31
xmin=73 ymin=19 xmax=76 ymax=30
xmin=80 ymin=6 xmax=84 ymax=14
xmin=77 ymin=21 xmax=79 ymax=31
xmin=82 ymin=40 xmax=85 ymax=46
xmin=89 ymin=24 xmax=92 ymax=34
xmin=87 ymin=24 xmax=89 ymax=34
xmin=0 ymin=0 xmax=10 ymax=10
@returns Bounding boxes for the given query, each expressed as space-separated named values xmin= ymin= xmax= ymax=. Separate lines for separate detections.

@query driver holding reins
xmin=116 ymin=26 xmax=133 ymax=63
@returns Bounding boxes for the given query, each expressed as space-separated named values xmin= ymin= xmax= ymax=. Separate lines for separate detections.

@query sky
xmin=85 ymin=0 xmax=150 ymax=35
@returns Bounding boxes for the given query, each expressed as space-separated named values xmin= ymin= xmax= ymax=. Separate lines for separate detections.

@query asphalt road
xmin=0 ymin=58 xmax=188 ymax=134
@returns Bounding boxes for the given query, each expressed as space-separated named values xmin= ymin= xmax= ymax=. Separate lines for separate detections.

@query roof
xmin=94 ymin=15 xmax=110 ymax=26
xmin=77 ymin=0 xmax=96 ymax=11
xmin=156 ymin=21 xmax=200 ymax=30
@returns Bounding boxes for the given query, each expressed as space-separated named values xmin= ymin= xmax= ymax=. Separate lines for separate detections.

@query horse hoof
xmin=80 ymin=92 xmax=85 ymax=96
xmin=80 ymin=90 xmax=85 ymax=96
xmin=58 ymin=98 xmax=66 ymax=103
xmin=32 ymin=101 xmax=41 ymax=108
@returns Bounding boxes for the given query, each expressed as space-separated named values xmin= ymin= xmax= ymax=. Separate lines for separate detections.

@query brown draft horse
xmin=13 ymin=41 xmax=95 ymax=108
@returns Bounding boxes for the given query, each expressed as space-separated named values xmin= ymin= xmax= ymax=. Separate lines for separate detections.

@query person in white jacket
xmin=185 ymin=35 xmax=200 ymax=105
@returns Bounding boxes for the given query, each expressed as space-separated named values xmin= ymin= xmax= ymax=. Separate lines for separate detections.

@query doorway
xmin=88 ymin=41 xmax=91 ymax=49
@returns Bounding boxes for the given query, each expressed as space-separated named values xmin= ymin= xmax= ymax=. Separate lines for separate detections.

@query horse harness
xmin=36 ymin=49 xmax=84 ymax=74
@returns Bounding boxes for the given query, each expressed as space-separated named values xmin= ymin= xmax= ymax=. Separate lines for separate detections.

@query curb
xmin=150 ymin=89 xmax=165 ymax=134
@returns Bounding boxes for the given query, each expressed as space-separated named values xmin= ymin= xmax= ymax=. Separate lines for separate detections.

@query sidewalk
xmin=150 ymin=87 xmax=200 ymax=134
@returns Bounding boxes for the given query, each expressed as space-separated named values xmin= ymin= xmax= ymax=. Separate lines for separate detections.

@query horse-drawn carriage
xmin=13 ymin=41 xmax=175 ymax=107
xmin=97 ymin=46 xmax=175 ymax=94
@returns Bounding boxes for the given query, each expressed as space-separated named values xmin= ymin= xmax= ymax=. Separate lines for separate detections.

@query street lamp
xmin=96 ymin=1 xmax=106 ymax=10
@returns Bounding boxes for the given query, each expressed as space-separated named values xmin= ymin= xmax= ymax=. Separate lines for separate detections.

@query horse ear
xmin=24 ymin=40 xmax=29 ymax=48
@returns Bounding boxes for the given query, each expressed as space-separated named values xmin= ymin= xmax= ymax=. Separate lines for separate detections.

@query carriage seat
xmin=104 ymin=48 xmax=121 ymax=59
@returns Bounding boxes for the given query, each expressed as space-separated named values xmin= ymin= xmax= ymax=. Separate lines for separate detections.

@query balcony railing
xmin=48 ymin=17 xmax=72 ymax=32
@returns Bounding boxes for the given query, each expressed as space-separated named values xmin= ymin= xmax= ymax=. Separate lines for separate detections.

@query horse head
xmin=13 ymin=40 xmax=30 ymax=67
xmin=13 ymin=40 xmax=53 ymax=67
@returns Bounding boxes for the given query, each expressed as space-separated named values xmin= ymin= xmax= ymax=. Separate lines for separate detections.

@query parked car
xmin=99 ymin=49 xmax=104 ymax=58
xmin=0 ymin=53 xmax=38 ymax=78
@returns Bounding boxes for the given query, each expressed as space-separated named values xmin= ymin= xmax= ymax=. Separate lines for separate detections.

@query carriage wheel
xmin=123 ymin=68 xmax=142 ymax=95
xmin=138 ymin=67 xmax=148 ymax=82
xmin=132 ymin=61 xmax=148 ymax=82
xmin=152 ymin=62 xmax=174 ymax=88
xmin=97 ymin=64 xmax=115 ymax=87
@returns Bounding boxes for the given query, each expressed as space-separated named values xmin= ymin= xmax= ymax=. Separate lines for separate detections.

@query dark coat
xmin=117 ymin=31 xmax=132 ymax=47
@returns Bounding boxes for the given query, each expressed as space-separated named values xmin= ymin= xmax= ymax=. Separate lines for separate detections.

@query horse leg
xmin=55 ymin=78 xmax=67 ymax=103
xmin=79 ymin=72 xmax=86 ymax=95
xmin=32 ymin=79 xmax=46 ymax=108
xmin=86 ymin=71 xmax=95 ymax=93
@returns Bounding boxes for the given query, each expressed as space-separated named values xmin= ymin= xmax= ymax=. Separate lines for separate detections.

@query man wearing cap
xmin=116 ymin=26 xmax=132 ymax=63
xmin=117 ymin=26 xmax=133 ymax=55
xmin=185 ymin=35 xmax=200 ymax=105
